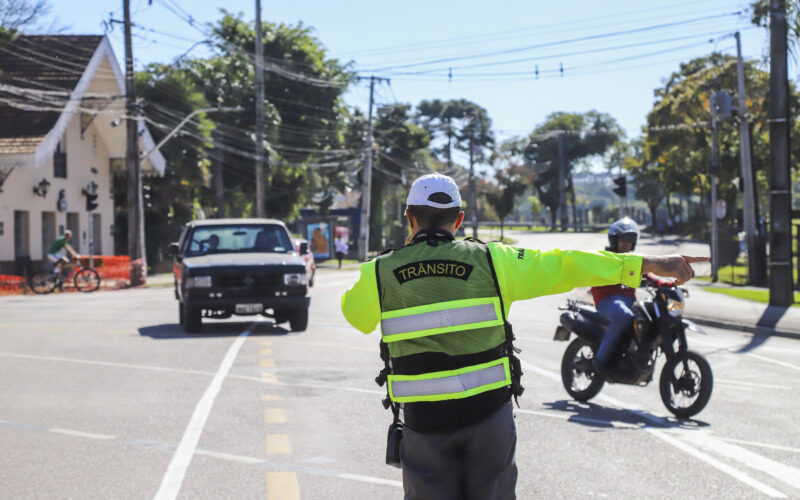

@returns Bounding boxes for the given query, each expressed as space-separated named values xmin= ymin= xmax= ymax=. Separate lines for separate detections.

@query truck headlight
xmin=187 ymin=275 xmax=212 ymax=288
xmin=284 ymin=273 xmax=306 ymax=286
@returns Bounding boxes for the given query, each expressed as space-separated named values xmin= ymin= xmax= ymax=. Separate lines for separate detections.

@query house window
xmin=54 ymin=137 xmax=66 ymax=178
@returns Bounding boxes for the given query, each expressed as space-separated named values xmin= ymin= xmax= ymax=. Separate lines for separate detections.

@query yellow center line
xmin=264 ymin=409 xmax=287 ymax=424
xmin=267 ymin=471 xmax=300 ymax=500
xmin=260 ymin=348 xmax=273 ymax=356
xmin=260 ymin=339 xmax=273 ymax=346
xmin=261 ymin=372 xmax=277 ymax=383
xmin=261 ymin=359 xmax=275 ymax=368
xmin=266 ymin=434 xmax=292 ymax=455
xmin=261 ymin=394 xmax=281 ymax=401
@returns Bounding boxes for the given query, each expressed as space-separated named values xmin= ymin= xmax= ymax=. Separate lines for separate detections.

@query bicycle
xmin=29 ymin=256 xmax=101 ymax=294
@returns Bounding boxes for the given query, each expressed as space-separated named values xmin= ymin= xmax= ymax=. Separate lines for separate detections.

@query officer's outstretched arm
xmin=341 ymin=261 xmax=381 ymax=334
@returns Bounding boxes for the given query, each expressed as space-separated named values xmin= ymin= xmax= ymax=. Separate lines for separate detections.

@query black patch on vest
xmin=393 ymin=260 xmax=473 ymax=284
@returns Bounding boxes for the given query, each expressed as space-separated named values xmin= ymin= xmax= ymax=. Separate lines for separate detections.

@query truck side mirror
xmin=299 ymin=242 xmax=309 ymax=255
xmin=169 ymin=242 xmax=180 ymax=257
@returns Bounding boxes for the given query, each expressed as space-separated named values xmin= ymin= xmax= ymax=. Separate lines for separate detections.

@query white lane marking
xmin=715 ymin=379 xmax=789 ymax=390
xmin=645 ymin=429 xmax=785 ymax=498
xmin=0 ymin=418 xmax=401 ymax=489
xmin=0 ymin=352 xmax=211 ymax=377
xmin=0 ymin=352 xmax=383 ymax=396
xmin=50 ymin=428 xmax=115 ymax=440
xmin=336 ymin=472 xmax=402 ymax=487
xmin=743 ymin=352 xmax=800 ymax=372
xmin=153 ymin=323 xmax=254 ymax=500
xmin=721 ymin=437 xmax=800 ymax=455
xmin=683 ymin=432 xmax=800 ymax=490
xmin=520 ymin=359 xmax=788 ymax=498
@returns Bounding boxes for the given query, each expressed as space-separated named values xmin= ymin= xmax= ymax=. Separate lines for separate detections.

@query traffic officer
xmin=340 ymin=173 xmax=705 ymax=500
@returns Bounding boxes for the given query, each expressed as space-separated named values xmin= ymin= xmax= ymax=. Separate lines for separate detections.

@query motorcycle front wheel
xmin=659 ymin=350 xmax=713 ymax=419
xmin=561 ymin=338 xmax=604 ymax=402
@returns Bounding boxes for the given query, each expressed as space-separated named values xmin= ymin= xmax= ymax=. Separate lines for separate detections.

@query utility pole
xmin=768 ymin=0 xmax=794 ymax=305
xmin=469 ymin=136 xmax=478 ymax=238
xmin=557 ymin=134 xmax=568 ymax=231
xmin=212 ymin=129 xmax=225 ymax=217
xmin=709 ymin=100 xmax=721 ymax=282
xmin=123 ymin=0 xmax=145 ymax=286
xmin=254 ymin=0 xmax=266 ymax=217
xmin=357 ymin=76 xmax=389 ymax=261
xmin=735 ymin=31 xmax=765 ymax=285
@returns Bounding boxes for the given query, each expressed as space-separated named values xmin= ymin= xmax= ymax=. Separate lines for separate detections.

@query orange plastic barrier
xmin=0 ymin=274 xmax=24 ymax=294
xmin=79 ymin=255 xmax=131 ymax=282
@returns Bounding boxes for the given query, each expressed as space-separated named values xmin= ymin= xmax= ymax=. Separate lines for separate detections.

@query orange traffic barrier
xmin=78 ymin=255 xmax=131 ymax=282
xmin=0 ymin=274 xmax=24 ymax=295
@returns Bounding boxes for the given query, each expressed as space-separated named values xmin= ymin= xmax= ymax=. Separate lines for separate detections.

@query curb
xmin=686 ymin=316 xmax=800 ymax=341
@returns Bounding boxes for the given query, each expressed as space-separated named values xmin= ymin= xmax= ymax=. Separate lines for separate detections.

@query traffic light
xmin=613 ymin=175 xmax=627 ymax=197
xmin=85 ymin=192 xmax=98 ymax=211
xmin=242 ymin=96 xmax=256 ymax=126
xmin=84 ymin=181 xmax=98 ymax=211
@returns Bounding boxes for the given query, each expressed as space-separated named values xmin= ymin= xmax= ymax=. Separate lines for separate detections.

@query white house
xmin=0 ymin=35 xmax=165 ymax=275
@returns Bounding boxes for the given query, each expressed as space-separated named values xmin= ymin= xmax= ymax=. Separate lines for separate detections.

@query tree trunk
xmin=500 ymin=218 xmax=505 ymax=241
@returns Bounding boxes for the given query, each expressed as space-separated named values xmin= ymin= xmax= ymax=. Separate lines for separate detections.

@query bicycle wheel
xmin=30 ymin=271 xmax=57 ymax=294
xmin=74 ymin=268 xmax=101 ymax=292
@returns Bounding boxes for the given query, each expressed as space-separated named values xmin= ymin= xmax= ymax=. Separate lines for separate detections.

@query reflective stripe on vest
xmin=380 ymin=297 xmax=503 ymax=343
xmin=387 ymin=357 xmax=511 ymax=403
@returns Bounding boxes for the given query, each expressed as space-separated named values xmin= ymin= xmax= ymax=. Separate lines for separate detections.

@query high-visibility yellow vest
xmin=375 ymin=236 xmax=514 ymax=404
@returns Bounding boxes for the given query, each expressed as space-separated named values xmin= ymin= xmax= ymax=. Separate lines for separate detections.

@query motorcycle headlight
xmin=284 ymin=273 xmax=306 ymax=286
xmin=666 ymin=298 xmax=684 ymax=317
xmin=187 ymin=275 xmax=212 ymax=288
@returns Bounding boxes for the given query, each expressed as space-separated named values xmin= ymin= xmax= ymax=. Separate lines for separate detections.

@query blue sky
xmin=49 ymin=0 xmax=770 ymax=145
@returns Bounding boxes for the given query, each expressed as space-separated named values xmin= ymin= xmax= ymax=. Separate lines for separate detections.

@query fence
xmin=0 ymin=274 xmax=24 ymax=295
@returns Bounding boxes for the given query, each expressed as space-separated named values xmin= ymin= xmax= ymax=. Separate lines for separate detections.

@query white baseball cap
xmin=406 ymin=173 xmax=462 ymax=209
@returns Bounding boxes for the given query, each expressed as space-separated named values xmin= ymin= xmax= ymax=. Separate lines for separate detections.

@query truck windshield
xmin=185 ymin=225 xmax=293 ymax=256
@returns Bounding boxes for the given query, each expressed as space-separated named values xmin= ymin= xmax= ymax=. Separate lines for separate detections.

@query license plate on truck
xmin=235 ymin=303 xmax=263 ymax=314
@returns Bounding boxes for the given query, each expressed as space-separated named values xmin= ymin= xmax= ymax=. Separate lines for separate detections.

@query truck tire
xmin=289 ymin=309 xmax=308 ymax=332
xmin=180 ymin=302 xmax=202 ymax=333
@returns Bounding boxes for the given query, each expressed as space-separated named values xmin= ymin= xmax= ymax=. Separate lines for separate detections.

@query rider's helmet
xmin=607 ymin=216 xmax=639 ymax=252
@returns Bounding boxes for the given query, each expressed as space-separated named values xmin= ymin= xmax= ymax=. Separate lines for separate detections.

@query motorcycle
xmin=553 ymin=278 xmax=713 ymax=419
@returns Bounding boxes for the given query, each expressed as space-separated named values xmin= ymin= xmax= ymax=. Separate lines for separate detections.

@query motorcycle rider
xmin=590 ymin=217 xmax=640 ymax=379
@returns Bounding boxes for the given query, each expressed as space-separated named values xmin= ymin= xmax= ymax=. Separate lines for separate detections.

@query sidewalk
xmin=684 ymin=282 xmax=800 ymax=339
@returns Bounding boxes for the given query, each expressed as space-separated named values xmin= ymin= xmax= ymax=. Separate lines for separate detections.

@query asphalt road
xmin=2 ymin=231 xmax=799 ymax=499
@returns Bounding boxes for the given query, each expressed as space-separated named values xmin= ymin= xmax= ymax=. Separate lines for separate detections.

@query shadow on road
xmin=138 ymin=321 xmax=290 ymax=339
xmin=541 ymin=399 xmax=710 ymax=430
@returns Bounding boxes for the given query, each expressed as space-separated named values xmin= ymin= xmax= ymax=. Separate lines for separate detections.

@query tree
xmin=187 ymin=11 xmax=354 ymax=219
xmin=372 ymin=103 xmax=431 ymax=248
xmin=0 ymin=0 xmax=57 ymax=32
xmin=484 ymin=166 xmax=527 ymax=241
xmin=624 ymin=141 xmax=665 ymax=232
xmin=643 ymin=52 xmax=800 ymax=238
xmin=525 ymin=111 xmax=623 ymax=229
xmin=134 ymin=64 xmax=214 ymax=264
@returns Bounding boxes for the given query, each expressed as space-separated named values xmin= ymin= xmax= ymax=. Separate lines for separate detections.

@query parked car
xmin=294 ymin=238 xmax=315 ymax=287
xmin=171 ymin=218 xmax=310 ymax=333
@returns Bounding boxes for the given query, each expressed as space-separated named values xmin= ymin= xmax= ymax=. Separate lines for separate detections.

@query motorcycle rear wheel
xmin=561 ymin=338 xmax=604 ymax=402
xmin=659 ymin=350 xmax=713 ymax=419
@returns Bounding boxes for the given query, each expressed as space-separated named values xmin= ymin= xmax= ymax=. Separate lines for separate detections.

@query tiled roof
xmin=0 ymin=35 xmax=102 ymax=154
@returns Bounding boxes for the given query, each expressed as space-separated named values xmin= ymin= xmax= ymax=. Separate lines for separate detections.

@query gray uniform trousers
xmin=400 ymin=401 xmax=517 ymax=500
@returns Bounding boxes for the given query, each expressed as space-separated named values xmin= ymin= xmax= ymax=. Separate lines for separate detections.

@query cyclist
xmin=46 ymin=230 xmax=79 ymax=289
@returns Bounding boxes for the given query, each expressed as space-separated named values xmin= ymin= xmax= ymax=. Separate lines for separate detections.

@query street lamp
xmin=33 ymin=178 xmax=50 ymax=198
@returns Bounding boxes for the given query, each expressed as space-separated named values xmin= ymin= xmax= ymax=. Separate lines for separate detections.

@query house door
xmin=67 ymin=212 xmax=79 ymax=252
xmin=41 ymin=211 xmax=56 ymax=259
xmin=14 ymin=210 xmax=29 ymax=258
xmin=92 ymin=213 xmax=102 ymax=254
